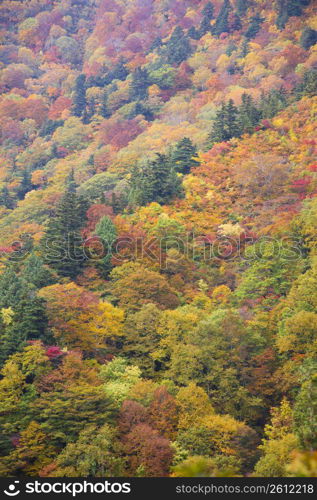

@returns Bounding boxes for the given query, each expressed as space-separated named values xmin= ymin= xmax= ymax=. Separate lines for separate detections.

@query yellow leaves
xmin=0 ymin=307 xmax=14 ymax=326
xmin=176 ymin=383 xmax=214 ymax=430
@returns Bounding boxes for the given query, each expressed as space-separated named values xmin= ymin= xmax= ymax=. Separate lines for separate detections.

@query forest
xmin=0 ymin=0 xmax=316 ymax=477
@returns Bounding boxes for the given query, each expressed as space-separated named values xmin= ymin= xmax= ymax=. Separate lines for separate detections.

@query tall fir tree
xmin=212 ymin=0 xmax=231 ymax=36
xmin=166 ymin=27 xmax=192 ymax=65
xmin=129 ymin=154 xmax=183 ymax=206
xmin=171 ymin=137 xmax=200 ymax=174
xmin=41 ymin=172 xmax=88 ymax=279
xmin=129 ymin=68 xmax=150 ymax=101
xmin=209 ymin=100 xmax=240 ymax=144
xmin=238 ymin=93 xmax=261 ymax=134
xmin=95 ymin=216 xmax=117 ymax=277
xmin=73 ymin=74 xmax=87 ymax=117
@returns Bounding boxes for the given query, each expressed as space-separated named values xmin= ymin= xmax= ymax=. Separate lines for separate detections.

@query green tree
xmin=95 ymin=216 xmax=117 ymax=277
xmin=129 ymin=68 xmax=150 ymax=101
xmin=171 ymin=137 xmax=200 ymax=174
xmin=209 ymin=100 xmax=240 ymax=144
xmin=41 ymin=175 xmax=88 ymax=279
xmin=73 ymin=74 xmax=86 ymax=117
xmin=129 ymin=154 xmax=183 ymax=206
xmin=166 ymin=27 xmax=192 ymax=65
xmin=212 ymin=0 xmax=231 ymax=36
xmin=300 ymin=27 xmax=317 ymax=50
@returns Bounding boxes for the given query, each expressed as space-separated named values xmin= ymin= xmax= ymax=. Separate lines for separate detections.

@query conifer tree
xmin=166 ymin=27 xmax=192 ymax=65
xmin=73 ymin=74 xmax=87 ymax=117
xmin=238 ymin=93 xmax=261 ymax=134
xmin=212 ymin=0 xmax=231 ymax=36
xmin=0 ymin=186 xmax=14 ymax=209
xmin=129 ymin=68 xmax=150 ymax=101
xmin=245 ymin=14 xmax=264 ymax=39
xmin=209 ymin=100 xmax=240 ymax=144
xmin=130 ymin=154 xmax=183 ymax=206
xmin=41 ymin=173 xmax=88 ymax=279
xmin=171 ymin=137 xmax=200 ymax=174
xmin=95 ymin=216 xmax=117 ymax=277
xmin=17 ymin=169 xmax=33 ymax=200
xmin=300 ymin=27 xmax=317 ymax=50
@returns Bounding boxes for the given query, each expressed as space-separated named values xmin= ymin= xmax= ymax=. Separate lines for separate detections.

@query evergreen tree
xmin=101 ymin=90 xmax=110 ymax=118
xmin=73 ymin=74 xmax=87 ymax=117
xmin=21 ymin=253 xmax=56 ymax=289
xmin=129 ymin=68 xmax=150 ymax=101
xmin=238 ymin=93 xmax=261 ymax=134
xmin=236 ymin=0 xmax=249 ymax=16
xmin=0 ymin=267 xmax=51 ymax=366
xmin=166 ymin=27 xmax=192 ymax=66
xmin=188 ymin=26 xmax=201 ymax=40
xmin=212 ymin=0 xmax=231 ymax=37
xmin=209 ymin=100 xmax=240 ymax=144
xmin=294 ymin=68 xmax=317 ymax=98
xmin=110 ymin=58 xmax=128 ymax=81
xmin=300 ymin=27 xmax=317 ymax=50
xmin=202 ymin=2 xmax=214 ymax=20
xmin=41 ymin=174 xmax=88 ymax=279
xmin=17 ymin=169 xmax=33 ymax=200
xmin=244 ymin=14 xmax=264 ymax=39
xmin=0 ymin=186 xmax=14 ymax=209
xmin=95 ymin=216 xmax=117 ymax=277
xmin=260 ymin=88 xmax=288 ymax=119
xmin=276 ymin=0 xmax=311 ymax=30
xmin=129 ymin=154 xmax=183 ymax=206
xmin=171 ymin=137 xmax=200 ymax=174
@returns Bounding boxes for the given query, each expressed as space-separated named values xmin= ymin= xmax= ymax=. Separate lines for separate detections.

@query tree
xmin=202 ymin=2 xmax=214 ymax=20
xmin=73 ymin=74 xmax=86 ymax=117
xmin=129 ymin=68 xmax=150 ymax=101
xmin=300 ymin=27 xmax=317 ymax=50
xmin=254 ymin=400 xmax=299 ymax=477
xmin=212 ymin=0 xmax=231 ymax=36
xmin=0 ymin=186 xmax=14 ymax=209
xmin=94 ymin=216 xmax=117 ymax=277
xmin=129 ymin=154 xmax=183 ymax=206
xmin=209 ymin=100 xmax=240 ymax=144
xmin=48 ymin=424 xmax=124 ymax=477
xmin=244 ymin=14 xmax=263 ymax=39
xmin=16 ymin=169 xmax=33 ymax=200
xmin=0 ymin=421 xmax=55 ymax=476
xmin=123 ymin=424 xmax=173 ymax=476
xmin=21 ymin=253 xmax=55 ymax=289
xmin=166 ymin=27 xmax=192 ymax=66
xmin=41 ymin=176 xmax=88 ymax=279
xmin=123 ymin=304 xmax=162 ymax=377
xmin=171 ymin=137 xmax=200 ymax=174
xmin=293 ymin=361 xmax=317 ymax=450
xmin=148 ymin=387 xmax=178 ymax=440
xmin=238 ymin=93 xmax=261 ymax=134
xmin=111 ymin=266 xmax=180 ymax=312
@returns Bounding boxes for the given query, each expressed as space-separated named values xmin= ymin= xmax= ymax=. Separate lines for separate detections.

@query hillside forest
xmin=0 ymin=0 xmax=317 ymax=477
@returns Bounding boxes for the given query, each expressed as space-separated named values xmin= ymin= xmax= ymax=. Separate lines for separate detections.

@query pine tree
xmin=101 ymin=90 xmax=110 ymax=118
xmin=209 ymin=100 xmax=240 ymax=144
xmin=166 ymin=27 xmax=192 ymax=65
xmin=0 ymin=267 xmax=51 ymax=366
xmin=236 ymin=0 xmax=249 ymax=16
xmin=129 ymin=154 xmax=183 ymax=206
xmin=21 ymin=253 xmax=55 ymax=289
xmin=245 ymin=14 xmax=264 ymax=39
xmin=41 ymin=174 xmax=88 ymax=279
xmin=212 ymin=0 xmax=231 ymax=37
xmin=95 ymin=216 xmax=117 ymax=277
xmin=188 ymin=26 xmax=201 ymax=40
xmin=129 ymin=68 xmax=150 ymax=101
xmin=0 ymin=186 xmax=14 ymax=209
xmin=171 ymin=137 xmax=200 ymax=174
xmin=17 ymin=169 xmax=33 ymax=200
xmin=238 ymin=93 xmax=261 ymax=134
xmin=73 ymin=74 xmax=86 ymax=117
xmin=202 ymin=2 xmax=214 ymax=20
xmin=300 ymin=27 xmax=317 ymax=50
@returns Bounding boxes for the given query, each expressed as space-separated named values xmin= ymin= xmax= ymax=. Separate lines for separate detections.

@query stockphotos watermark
xmin=3 ymin=232 xmax=304 ymax=268
xmin=3 ymin=480 xmax=131 ymax=497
